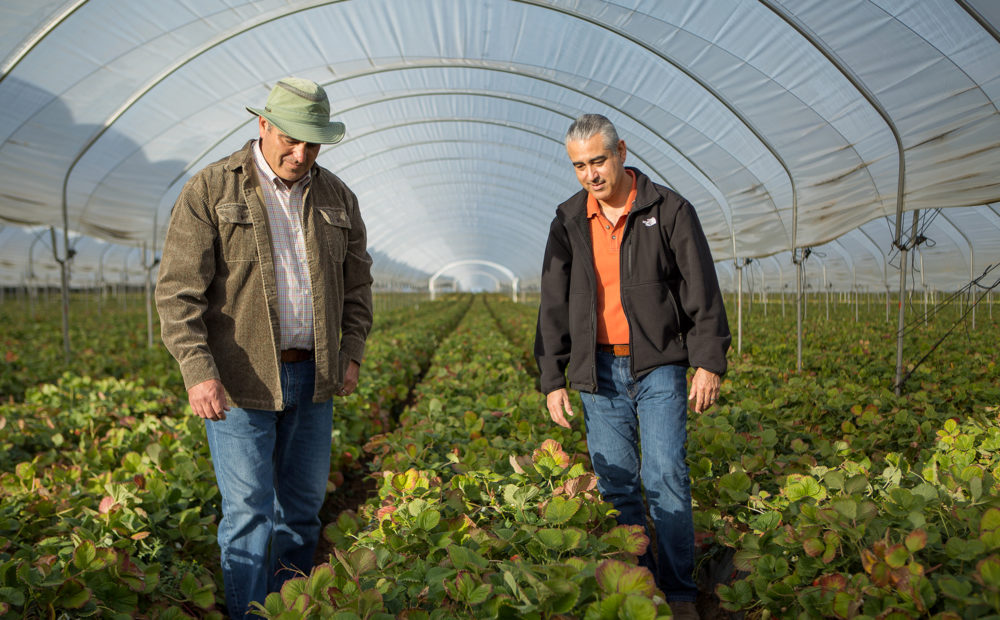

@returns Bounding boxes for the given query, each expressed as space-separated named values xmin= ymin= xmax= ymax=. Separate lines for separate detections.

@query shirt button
xmin=605 ymin=225 xmax=610 ymax=230
xmin=611 ymin=235 xmax=616 ymax=240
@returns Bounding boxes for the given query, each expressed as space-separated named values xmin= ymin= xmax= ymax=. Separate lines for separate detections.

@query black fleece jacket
xmin=534 ymin=167 xmax=731 ymax=394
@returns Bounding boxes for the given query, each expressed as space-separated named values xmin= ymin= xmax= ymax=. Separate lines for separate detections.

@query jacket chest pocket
xmin=216 ymin=203 xmax=258 ymax=262
xmin=316 ymin=207 xmax=350 ymax=263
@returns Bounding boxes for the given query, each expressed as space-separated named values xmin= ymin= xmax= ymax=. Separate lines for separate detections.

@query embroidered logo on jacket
xmin=642 ymin=216 xmax=657 ymax=227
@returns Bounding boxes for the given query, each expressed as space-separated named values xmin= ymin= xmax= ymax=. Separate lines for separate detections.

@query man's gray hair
xmin=565 ymin=114 xmax=620 ymax=151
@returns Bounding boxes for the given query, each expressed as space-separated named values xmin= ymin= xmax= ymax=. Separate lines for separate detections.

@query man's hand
xmin=339 ymin=360 xmax=360 ymax=396
xmin=688 ymin=368 xmax=721 ymax=413
xmin=188 ymin=379 xmax=230 ymax=421
xmin=546 ymin=388 xmax=575 ymax=428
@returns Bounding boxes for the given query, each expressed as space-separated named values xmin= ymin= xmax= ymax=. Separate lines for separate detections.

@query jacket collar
xmin=561 ymin=167 xmax=659 ymax=220
xmin=224 ymin=139 xmax=321 ymax=184
xmin=225 ymin=139 xmax=256 ymax=173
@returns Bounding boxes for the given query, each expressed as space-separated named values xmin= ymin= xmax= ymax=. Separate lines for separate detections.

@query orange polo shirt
xmin=588 ymin=170 xmax=637 ymax=345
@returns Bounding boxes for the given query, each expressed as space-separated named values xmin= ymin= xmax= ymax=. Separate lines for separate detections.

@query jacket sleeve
xmin=338 ymin=187 xmax=374 ymax=366
xmin=534 ymin=215 xmax=574 ymax=394
xmin=669 ymin=200 xmax=731 ymax=376
xmin=154 ymin=175 xmax=221 ymax=390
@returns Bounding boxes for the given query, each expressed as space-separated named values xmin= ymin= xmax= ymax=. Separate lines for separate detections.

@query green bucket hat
xmin=246 ymin=77 xmax=345 ymax=144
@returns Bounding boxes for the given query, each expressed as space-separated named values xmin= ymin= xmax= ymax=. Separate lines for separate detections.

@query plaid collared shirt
xmin=251 ymin=139 xmax=314 ymax=350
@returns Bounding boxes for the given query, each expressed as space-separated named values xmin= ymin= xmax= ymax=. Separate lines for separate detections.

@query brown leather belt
xmin=280 ymin=348 xmax=314 ymax=363
xmin=598 ymin=344 xmax=630 ymax=356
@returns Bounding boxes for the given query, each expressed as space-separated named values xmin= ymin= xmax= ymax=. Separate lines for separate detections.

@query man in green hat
xmin=156 ymin=77 xmax=373 ymax=618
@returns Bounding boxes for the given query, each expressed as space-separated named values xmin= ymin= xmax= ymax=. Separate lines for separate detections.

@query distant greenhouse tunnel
xmin=429 ymin=260 xmax=520 ymax=302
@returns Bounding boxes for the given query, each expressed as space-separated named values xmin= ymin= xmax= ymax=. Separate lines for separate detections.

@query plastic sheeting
xmin=0 ymin=0 xmax=998 ymax=291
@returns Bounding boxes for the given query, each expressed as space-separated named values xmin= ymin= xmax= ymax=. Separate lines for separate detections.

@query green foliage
xmin=0 ymin=295 xmax=470 ymax=617
xmin=701 ymin=298 xmax=1000 ymax=617
xmin=3 ymin=292 xmax=997 ymax=617
xmin=263 ymin=297 xmax=669 ymax=617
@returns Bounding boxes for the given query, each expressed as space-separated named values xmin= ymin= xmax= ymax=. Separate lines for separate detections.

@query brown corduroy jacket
xmin=155 ymin=140 xmax=373 ymax=410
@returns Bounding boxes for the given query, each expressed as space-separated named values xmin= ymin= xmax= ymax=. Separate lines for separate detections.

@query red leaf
xmin=98 ymin=496 xmax=117 ymax=515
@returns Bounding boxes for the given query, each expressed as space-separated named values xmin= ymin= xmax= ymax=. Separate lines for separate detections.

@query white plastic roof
xmin=1 ymin=0 xmax=998 ymax=291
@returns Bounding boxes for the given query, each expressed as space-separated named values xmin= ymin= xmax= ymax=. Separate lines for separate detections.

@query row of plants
xmin=0 ymin=296 xmax=471 ymax=618
xmin=2 ymin=291 xmax=996 ymax=618
xmin=0 ymin=292 xmax=442 ymax=404
xmin=0 ymin=297 xmax=181 ymax=402
xmin=698 ymin=301 xmax=1000 ymax=617
xmin=254 ymin=296 xmax=675 ymax=619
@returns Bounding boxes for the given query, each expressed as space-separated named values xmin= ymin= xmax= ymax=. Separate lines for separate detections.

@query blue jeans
xmin=581 ymin=352 xmax=696 ymax=601
xmin=204 ymin=360 xmax=333 ymax=618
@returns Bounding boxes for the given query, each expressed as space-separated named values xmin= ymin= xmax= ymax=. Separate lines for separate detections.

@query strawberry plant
xmin=258 ymin=297 xmax=673 ymax=618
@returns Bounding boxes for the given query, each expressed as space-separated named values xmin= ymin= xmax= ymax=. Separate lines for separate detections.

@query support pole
xmin=853 ymin=268 xmax=858 ymax=322
xmin=895 ymin=210 xmax=920 ymax=396
xmin=824 ymin=264 xmax=829 ymax=321
xmin=50 ymin=226 xmax=72 ymax=363
xmin=736 ymin=261 xmax=743 ymax=355
xmin=144 ymin=242 xmax=154 ymax=348
xmin=795 ymin=255 xmax=803 ymax=372
xmin=970 ymin=244 xmax=976 ymax=330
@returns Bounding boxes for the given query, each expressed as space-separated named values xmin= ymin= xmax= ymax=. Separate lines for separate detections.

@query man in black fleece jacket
xmin=534 ymin=114 xmax=731 ymax=619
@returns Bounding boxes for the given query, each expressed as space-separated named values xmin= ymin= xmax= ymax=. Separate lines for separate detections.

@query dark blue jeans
xmin=581 ymin=352 xmax=696 ymax=602
xmin=204 ymin=360 xmax=333 ymax=618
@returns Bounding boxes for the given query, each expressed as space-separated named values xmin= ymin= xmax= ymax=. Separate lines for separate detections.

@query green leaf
xmin=783 ymin=475 xmax=826 ymax=503
xmin=977 ymin=555 xmax=1000 ymax=587
xmin=802 ymin=538 xmax=824 ymax=558
xmin=415 ymin=508 xmax=441 ymax=531
xmin=905 ymin=529 xmax=928 ymax=552
xmin=448 ymin=545 xmax=488 ymax=571
xmin=358 ymin=588 xmax=382 ymax=618
xmin=536 ymin=528 xmax=571 ymax=551
xmin=541 ymin=578 xmax=579 ymax=614
xmin=334 ymin=547 xmax=378 ymax=580
xmin=884 ymin=544 xmax=908 ymax=569
xmin=716 ymin=579 xmax=753 ymax=610
xmin=719 ymin=471 xmax=751 ymax=502
xmin=503 ymin=484 xmax=542 ymax=510
xmin=594 ymin=559 xmax=656 ymax=597
xmin=620 ymin=594 xmax=657 ymax=620
xmin=600 ymin=524 xmax=649 ymax=555
xmin=99 ymin=582 xmax=139 ymax=613
xmin=832 ymin=498 xmax=858 ymax=521
xmin=833 ymin=591 xmax=856 ymax=618
xmin=936 ymin=576 xmax=974 ymax=601
xmin=749 ymin=511 xmax=781 ymax=532
xmin=0 ymin=587 xmax=25 ymax=607
xmin=179 ymin=572 xmax=215 ymax=609
xmin=823 ymin=470 xmax=845 ymax=490
xmin=981 ymin=508 xmax=1000 ymax=549
xmin=543 ymin=496 xmax=581 ymax=524
xmin=55 ymin=579 xmax=92 ymax=609
xmin=278 ymin=577 xmax=307 ymax=609
xmin=15 ymin=462 xmax=35 ymax=484
xmin=303 ymin=564 xmax=335 ymax=600
xmin=982 ymin=507 xmax=1000 ymax=532
xmin=446 ymin=571 xmax=491 ymax=606
xmin=73 ymin=540 xmax=103 ymax=572
xmin=945 ymin=537 xmax=986 ymax=561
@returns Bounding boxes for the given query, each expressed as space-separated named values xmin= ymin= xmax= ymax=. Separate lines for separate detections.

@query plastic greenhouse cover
xmin=0 ymin=0 xmax=997 ymax=291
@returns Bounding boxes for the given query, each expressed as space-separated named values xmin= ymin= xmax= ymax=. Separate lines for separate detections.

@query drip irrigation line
xmin=896 ymin=263 xmax=1000 ymax=391
xmin=900 ymin=263 xmax=998 ymax=332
